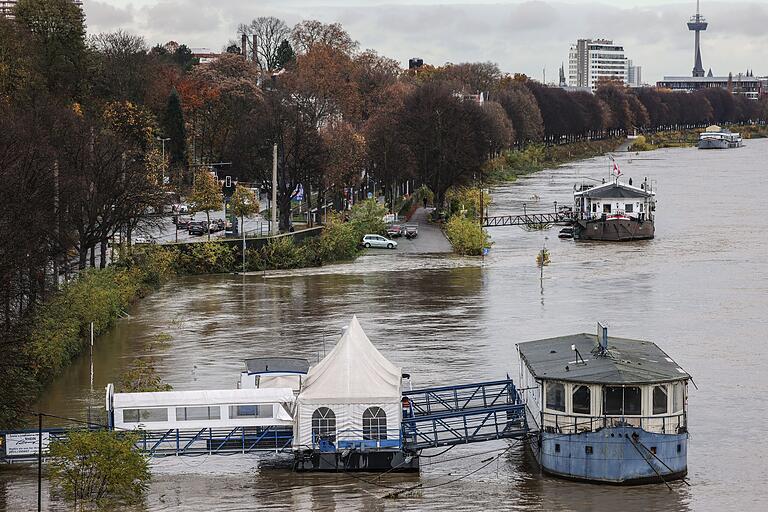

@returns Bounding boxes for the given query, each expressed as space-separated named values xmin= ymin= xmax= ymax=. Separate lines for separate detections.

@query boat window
xmin=592 ymin=203 xmax=597 ymax=213
xmin=625 ymin=204 xmax=634 ymax=213
xmin=362 ymin=407 xmax=387 ymax=440
xmin=603 ymin=386 xmax=642 ymax=416
xmin=122 ymin=408 xmax=168 ymax=423
xmin=312 ymin=407 xmax=336 ymax=443
xmin=603 ymin=204 xmax=612 ymax=213
xmin=653 ymin=386 xmax=668 ymax=415
xmin=572 ymin=385 xmax=591 ymax=415
xmin=673 ymin=382 xmax=685 ymax=412
xmin=176 ymin=406 xmax=221 ymax=421
xmin=546 ymin=382 xmax=566 ymax=412
xmin=229 ymin=404 xmax=273 ymax=419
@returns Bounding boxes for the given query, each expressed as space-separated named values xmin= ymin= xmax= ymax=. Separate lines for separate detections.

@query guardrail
xmin=541 ymin=412 xmax=687 ymax=435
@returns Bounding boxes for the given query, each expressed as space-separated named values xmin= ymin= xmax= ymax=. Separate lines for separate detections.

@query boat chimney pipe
xmin=597 ymin=322 xmax=608 ymax=352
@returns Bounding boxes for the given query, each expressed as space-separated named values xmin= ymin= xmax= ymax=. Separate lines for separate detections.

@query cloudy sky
xmin=83 ymin=0 xmax=767 ymax=83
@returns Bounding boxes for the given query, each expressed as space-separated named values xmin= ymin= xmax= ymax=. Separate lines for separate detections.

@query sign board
xmin=482 ymin=247 xmax=490 ymax=256
xmin=292 ymin=184 xmax=304 ymax=201
xmin=4 ymin=432 xmax=50 ymax=456
xmin=367 ymin=192 xmax=373 ymax=199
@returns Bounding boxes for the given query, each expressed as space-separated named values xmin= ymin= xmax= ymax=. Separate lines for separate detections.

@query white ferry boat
xmin=698 ymin=125 xmax=743 ymax=149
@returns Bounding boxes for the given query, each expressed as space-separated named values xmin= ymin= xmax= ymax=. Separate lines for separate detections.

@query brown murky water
xmin=3 ymin=140 xmax=768 ymax=511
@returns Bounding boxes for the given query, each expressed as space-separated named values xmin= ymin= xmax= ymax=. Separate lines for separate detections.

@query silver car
xmin=362 ymin=234 xmax=398 ymax=249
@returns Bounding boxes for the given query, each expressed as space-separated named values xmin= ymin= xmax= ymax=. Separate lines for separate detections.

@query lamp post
xmin=157 ymin=137 xmax=170 ymax=185
xmin=554 ymin=201 xmax=558 ymax=215
xmin=523 ymin=203 xmax=527 ymax=216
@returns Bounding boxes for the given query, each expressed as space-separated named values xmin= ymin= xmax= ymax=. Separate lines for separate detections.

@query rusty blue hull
xmin=532 ymin=427 xmax=688 ymax=484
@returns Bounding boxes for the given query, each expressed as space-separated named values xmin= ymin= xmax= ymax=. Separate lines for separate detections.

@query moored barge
xmin=572 ymin=177 xmax=655 ymax=241
xmin=517 ymin=324 xmax=690 ymax=484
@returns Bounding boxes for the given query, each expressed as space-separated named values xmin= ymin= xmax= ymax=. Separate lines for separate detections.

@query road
xmin=386 ymin=207 xmax=452 ymax=254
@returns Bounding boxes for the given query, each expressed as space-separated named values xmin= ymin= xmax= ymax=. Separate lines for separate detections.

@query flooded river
xmin=3 ymin=140 xmax=767 ymax=511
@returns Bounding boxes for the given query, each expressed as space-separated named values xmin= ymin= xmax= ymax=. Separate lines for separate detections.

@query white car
xmin=362 ymin=234 xmax=397 ymax=249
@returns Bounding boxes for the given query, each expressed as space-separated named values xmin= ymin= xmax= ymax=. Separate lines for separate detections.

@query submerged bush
xmin=444 ymin=215 xmax=491 ymax=256
xmin=259 ymin=236 xmax=308 ymax=270
xmin=49 ymin=430 xmax=150 ymax=506
xmin=118 ymin=360 xmax=173 ymax=393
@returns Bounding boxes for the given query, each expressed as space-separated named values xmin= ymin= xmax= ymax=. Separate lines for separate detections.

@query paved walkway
xmin=395 ymin=207 xmax=452 ymax=254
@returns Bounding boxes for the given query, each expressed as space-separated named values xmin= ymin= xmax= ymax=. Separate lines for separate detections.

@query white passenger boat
xmin=698 ymin=125 xmax=743 ymax=149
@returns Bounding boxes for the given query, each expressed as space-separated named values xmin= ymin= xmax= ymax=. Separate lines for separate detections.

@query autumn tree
xmin=89 ymin=30 xmax=152 ymax=103
xmin=189 ymin=170 xmax=222 ymax=240
xmin=496 ymin=82 xmax=544 ymax=145
xmin=290 ymin=20 xmax=358 ymax=56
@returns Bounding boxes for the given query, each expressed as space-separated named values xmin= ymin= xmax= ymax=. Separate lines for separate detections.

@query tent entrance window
xmin=312 ymin=407 xmax=336 ymax=443
xmin=363 ymin=407 xmax=387 ymax=440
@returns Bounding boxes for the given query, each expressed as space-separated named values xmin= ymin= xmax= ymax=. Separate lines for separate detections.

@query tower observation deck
xmin=687 ymin=0 xmax=708 ymax=77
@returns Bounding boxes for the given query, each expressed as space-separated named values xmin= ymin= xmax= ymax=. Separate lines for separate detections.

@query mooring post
xmin=37 ymin=412 xmax=42 ymax=512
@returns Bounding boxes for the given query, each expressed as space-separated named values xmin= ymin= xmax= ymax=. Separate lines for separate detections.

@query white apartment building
xmin=568 ymin=39 xmax=628 ymax=91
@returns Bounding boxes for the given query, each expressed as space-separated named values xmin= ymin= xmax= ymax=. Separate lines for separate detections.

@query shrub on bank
xmin=174 ymin=241 xmax=236 ymax=274
xmin=349 ymin=199 xmax=387 ymax=236
xmin=629 ymin=135 xmax=653 ymax=151
xmin=444 ymin=215 xmax=491 ymax=256
xmin=258 ymin=237 xmax=308 ymax=270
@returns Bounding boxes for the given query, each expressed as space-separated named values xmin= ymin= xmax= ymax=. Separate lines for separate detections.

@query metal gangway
xmin=482 ymin=211 xmax=574 ymax=228
xmin=401 ymin=379 xmax=531 ymax=450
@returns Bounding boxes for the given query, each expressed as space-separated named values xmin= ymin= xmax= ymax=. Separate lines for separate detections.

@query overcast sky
xmin=82 ymin=0 xmax=767 ymax=83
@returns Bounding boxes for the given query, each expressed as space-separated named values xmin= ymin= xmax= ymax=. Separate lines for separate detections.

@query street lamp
xmin=554 ymin=201 xmax=558 ymax=215
xmin=157 ymin=137 xmax=170 ymax=185
xmin=523 ymin=203 xmax=527 ymax=216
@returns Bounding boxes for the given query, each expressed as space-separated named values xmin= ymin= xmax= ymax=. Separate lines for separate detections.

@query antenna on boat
xmin=595 ymin=322 xmax=609 ymax=356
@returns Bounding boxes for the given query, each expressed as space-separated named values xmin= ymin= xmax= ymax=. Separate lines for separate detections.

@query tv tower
xmin=687 ymin=0 xmax=708 ymax=77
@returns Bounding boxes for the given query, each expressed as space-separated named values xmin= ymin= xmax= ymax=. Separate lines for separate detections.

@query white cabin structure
xmin=294 ymin=316 xmax=403 ymax=450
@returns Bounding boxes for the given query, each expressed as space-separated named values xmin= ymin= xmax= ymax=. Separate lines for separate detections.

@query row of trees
xmin=2 ymin=0 xmax=768 ymax=335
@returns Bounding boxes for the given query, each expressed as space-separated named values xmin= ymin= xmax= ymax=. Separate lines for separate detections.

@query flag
xmin=612 ymin=161 xmax=622 ymax=176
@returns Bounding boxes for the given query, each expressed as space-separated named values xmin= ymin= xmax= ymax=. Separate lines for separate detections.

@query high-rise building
xmin=568 ymin=39 xmax=628 ymax=91
xmin=1 ymin=0 xmax=82 ymax=18
xmin=627 ymin=60 xmax=643 ymax=87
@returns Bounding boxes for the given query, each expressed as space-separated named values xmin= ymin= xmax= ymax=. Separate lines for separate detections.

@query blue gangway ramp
xmin=401 ymin=379 xmax=530 ymax=450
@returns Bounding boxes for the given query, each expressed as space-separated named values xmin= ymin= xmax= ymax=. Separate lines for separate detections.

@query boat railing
xmin=541 ymin=412 xmax=687 ymax=435
xmin=310 ymin=427 xmax=403 ymax=452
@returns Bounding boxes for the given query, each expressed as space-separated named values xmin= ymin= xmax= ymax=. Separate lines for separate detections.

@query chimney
xmin=252 ymin=35 xmax=258 ymax=65
xmin=241 ymin=34 xmax=247 ymax=58
xmin=597 ymin=322 xmax=608 ymax=352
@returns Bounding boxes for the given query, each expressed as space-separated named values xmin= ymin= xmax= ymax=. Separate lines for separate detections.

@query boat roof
xmin=575 ymin=181 xmax=652 ymax=199
xmin=244 ymin=357 xmax=310 ymax=375
xmin=113 ymin=388 xmax=295 ymax=408
xmin=517 ymin=333 xmax=690 ymax=385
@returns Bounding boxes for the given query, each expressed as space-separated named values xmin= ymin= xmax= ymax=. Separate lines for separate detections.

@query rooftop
xmin=575 ymin=181 xmax=652 ymax=199
xmin=244 ymin=357 xmax=310 ymax=375
xmin=517 ymin=333 xmax=690 ymax=385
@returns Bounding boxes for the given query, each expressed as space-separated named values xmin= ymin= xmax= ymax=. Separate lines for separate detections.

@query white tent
xmin=294 ymin=316 xmax=402 ymax=449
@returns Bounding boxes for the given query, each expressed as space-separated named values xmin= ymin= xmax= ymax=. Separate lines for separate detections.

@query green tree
xmin=229 ymin=185 xmax=259 ymax=271
xmin=275 ymin=39 xmax=295 ymax=69
xmin=189 ymin=170 xmax=222 ymax=240
xmin=14 ymin=0 xmax=87 ymax=99
xmin=348 ymin=198 xmax=387 ymax=236
xmin=161 ymin=89 xmax=187 ymax=178
xmin=173 ymin=44 xmax=197 ymax=71
xmin=118 ymin=359 xmax=172 ymax=392
xmin=49 ymin=430 xmax=150 ymax=506
xmin=444 ymin=215 xmax=491 ymax=256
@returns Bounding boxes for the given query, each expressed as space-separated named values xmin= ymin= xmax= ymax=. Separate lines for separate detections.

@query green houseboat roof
xmin=516 ymin=333 xmax=690 ymax=385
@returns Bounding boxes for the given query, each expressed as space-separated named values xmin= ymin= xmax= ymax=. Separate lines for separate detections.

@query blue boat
xmin=516 ymin=324 xmax=690 ymax=484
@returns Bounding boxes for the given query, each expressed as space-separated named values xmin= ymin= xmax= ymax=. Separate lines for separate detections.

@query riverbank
xmin=485 ymin=138 xmax=623 ymax=184
xmin=631 ymin=123 xmax=768 ymax=150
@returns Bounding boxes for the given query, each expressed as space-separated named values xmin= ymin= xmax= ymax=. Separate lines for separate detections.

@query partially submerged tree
xmin=49 ymin=430 xmax=150 ymax=506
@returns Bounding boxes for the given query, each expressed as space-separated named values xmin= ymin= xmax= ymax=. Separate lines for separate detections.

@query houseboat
xmin=698 ymin=125 xmax=743 ymax=149
xmin=572 ymin=177 xmax=655 ymax=241
xmin=517 ymin=324 xmax=690 ymax=485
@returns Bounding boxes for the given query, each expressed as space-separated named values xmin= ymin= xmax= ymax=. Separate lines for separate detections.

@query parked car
xmin=174 ymin=215 xmax=193 ymax=228
xmin=404 ymin=224 xmax=418 ymax=239
xmin=188 ymin=222 xmax=206 ymax=236
xmin=362 ymin=234 xmax=398 ymax=249
xmin=386 ymin=224 xmax=402 ymax=237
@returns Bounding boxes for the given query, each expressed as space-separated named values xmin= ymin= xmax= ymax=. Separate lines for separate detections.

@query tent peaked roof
xmin=298 ymin=316 xmax=402 ymax=404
